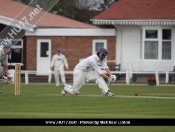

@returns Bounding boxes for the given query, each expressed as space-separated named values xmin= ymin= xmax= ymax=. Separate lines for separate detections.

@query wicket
xmin=15 ymin=64 xmax=21 ymax=95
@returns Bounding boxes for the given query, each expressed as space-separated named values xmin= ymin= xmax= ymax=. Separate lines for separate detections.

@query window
xmin=144 ymin=41 xmax=158 ymax=59
xmin=162 ymin=29 xmax=171 ymax=59
xmin=92 ymin=40 xmax=107 ymax=55
xmin=0 ymin=39 xmax=23 ymax=64
xmin=145 ymin=30 xmax=158 ymax=38
xmin=162 ymin=42 xmax=171 ymax=59
xmin=144 ymin=30 xmax=159 ymax=59
xmin=40 ymin=42 xmax=49 ymax=57
xmin=141 ymin=28 xmax=171 ymax=60
xmin=10 ymin=40 xmax=23 ymax=63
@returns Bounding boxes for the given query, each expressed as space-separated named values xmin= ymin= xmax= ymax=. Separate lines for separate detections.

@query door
xmin=37 ymin=39 xmax=51 ymax=75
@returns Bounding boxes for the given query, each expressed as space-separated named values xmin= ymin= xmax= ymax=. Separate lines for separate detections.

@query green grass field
xmin=0 ymin=84 xmax=175 ymax=132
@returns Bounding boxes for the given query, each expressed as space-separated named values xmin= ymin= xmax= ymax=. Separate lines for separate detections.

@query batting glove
xmin=108 ymin=75 xmax=117 ymax=85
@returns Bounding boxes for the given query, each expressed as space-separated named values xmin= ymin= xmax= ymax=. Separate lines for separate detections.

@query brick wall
xmin=26 ymin=36 xmax=116 ymax=71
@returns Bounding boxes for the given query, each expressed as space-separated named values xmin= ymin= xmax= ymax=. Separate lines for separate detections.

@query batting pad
xmin=93 ymin=70 xmax=109 ymax=93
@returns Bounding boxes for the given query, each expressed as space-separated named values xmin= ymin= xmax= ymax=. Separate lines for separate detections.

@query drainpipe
xmin=114 ymin=25 xmax=122 ymax=66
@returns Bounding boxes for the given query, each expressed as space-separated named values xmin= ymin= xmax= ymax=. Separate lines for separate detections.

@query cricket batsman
xmin=61 ymin=47 xmax=116 ymax=96
xmin=0 ymin=43 xmax=15 ymax=95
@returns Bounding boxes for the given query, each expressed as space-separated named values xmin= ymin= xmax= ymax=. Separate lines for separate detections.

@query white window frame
xmin=161 ymin=29 xmax=172 ymax=60
xmin=92 ymin=39 xmax=107 ymax=55
xmin=11 ymin=39 xmax=23 ymax=49
xmin=141 ymin=26 xmax=172 ymax=61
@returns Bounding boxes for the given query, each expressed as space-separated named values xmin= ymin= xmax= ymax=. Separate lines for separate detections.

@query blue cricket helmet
xmin=97 ymin=47 xmax=108 ymax=57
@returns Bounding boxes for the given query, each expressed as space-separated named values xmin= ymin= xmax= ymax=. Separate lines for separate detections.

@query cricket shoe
xmin=61 ymin=85 xmax=73 ymax=95
xmin=61 ymin=89 xmax=67 ymax=95
xmin=101 ymin=90 xmax=114 ymax=97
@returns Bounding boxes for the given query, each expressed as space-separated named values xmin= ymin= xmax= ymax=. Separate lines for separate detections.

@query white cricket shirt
xmin=51 ymin=54 xmax=68 ymax=68
xmin=74 ymin=54 xmax=108 ymax=75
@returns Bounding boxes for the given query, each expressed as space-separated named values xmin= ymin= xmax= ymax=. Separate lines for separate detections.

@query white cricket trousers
xmin=66 ymin=69 xmax=109 ymax=94
xmin=54 ymin=67 xmax=66 ymax=86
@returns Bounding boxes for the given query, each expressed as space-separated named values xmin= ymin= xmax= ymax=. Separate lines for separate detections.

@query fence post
xmin=25 ymin=71 xmax=28 ymax=84
xmin=48 ymin=71 xmax=52 ymax=83
xmin=155 ymin=71 xmax=159 ymax=86
xmin=166 ymin=71 xmax=169 ymax=83
xmin=126 ymin=71 xmax=130 ymax=85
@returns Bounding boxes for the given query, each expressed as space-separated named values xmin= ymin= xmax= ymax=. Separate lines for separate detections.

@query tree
xmin=11 ymin=0 xmax=59 ymax=11
xmin=51 ymin=0 xmax=100 ymax=23
xmin=97 ymin=0 xmax=118 ymax=11
xmin=11 ymin=0 xmax=32 ymax=5
xmin=11 ymin=0 xmax=117 ymax=24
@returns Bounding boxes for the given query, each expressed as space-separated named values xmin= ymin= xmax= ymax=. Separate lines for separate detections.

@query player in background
xmin=51 ymin=49 xmax=69 ymax=87
xmin=61 ymin=47 xmax=116 ymax=96
xmin=0 ymin=43 xmax=15 ymax=95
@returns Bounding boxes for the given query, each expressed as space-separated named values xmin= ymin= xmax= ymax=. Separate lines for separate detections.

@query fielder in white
xmin=51 ymin=49 xmax=69 ymax=87
xmin=0 ymin=43 xmax=15 ymax=95
xmin=61 ymin=48 xmax=116 ymax=97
